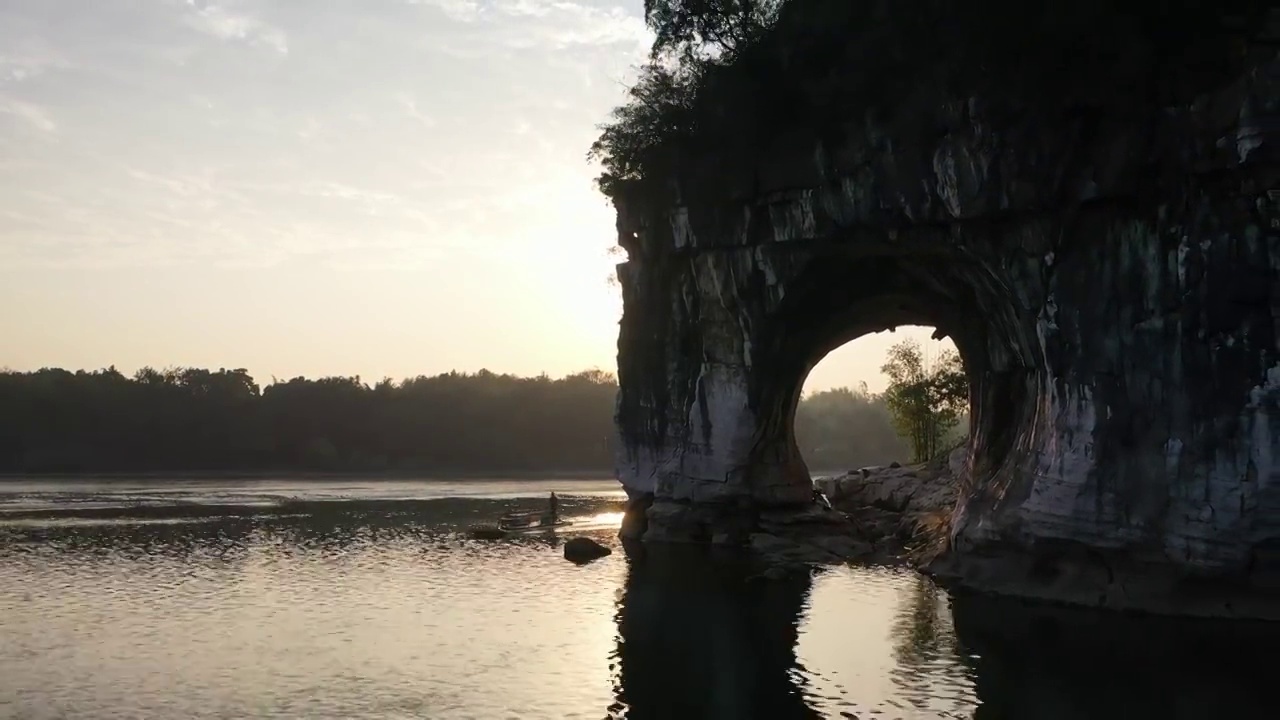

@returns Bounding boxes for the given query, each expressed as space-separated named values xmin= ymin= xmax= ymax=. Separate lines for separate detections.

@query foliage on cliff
xmin=880 ymin=339 xmax=968 ymax=463
xmin=588 ymin=0 xmax=782 ymax=196
xmin=644 ymin=0 xmax=783 ymax=62
xmin=587 ymin=62 xmax=701 ymax=198
xmin=589 ymin=0 xmax=1272 ymax=198
xmin=0 ymin=365 xmax=909 ymax=475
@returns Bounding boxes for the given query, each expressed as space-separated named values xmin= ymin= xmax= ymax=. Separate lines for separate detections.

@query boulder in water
xmin=563 ymin=537 xmax=612 ymax=564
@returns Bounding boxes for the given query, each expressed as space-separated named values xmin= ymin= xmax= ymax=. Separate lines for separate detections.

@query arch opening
xmin=747 ymin=249 xmax=1047 ymax=527
xmin=794 ymin=326 xmax=963 ymax=477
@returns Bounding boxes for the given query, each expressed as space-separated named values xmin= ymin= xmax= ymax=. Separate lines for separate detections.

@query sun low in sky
xmin=0 ymin=0 xmax=946 ymax=394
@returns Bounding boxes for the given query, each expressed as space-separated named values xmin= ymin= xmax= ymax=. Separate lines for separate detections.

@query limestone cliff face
xmin=609 ymin=0 xmax=1280 ymax=611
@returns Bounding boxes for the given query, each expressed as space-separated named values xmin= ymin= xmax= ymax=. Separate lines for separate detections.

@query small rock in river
xmin=564 ymin=537 xmax=612 ymax=564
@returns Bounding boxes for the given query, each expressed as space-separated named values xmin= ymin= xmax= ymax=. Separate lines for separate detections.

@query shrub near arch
xmin=880 ymin=339 xmax=969 ymax=463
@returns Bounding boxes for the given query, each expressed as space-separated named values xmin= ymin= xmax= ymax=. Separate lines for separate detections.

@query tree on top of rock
xmin=589 ymin=1 xmax=784 ymax=196
xmin=643 ymin=0 xmax=783 ymax=63
xmin=881 ymin=339 xmax=968 ymax=463
xmin=588 ymin=62 xmax=701 ymax=195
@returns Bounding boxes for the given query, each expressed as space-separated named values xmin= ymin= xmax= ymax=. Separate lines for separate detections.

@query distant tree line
xmin=0 ymin=367 xmax=618 ymax=474
xmin=0 ymin=366 xmax=924 ymax=476
xmin=793 ymin=384 xmax=909 ymax=472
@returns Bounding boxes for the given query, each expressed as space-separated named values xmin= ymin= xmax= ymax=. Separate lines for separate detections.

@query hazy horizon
xmin=0 ymin=0 xmax=952 ymax=395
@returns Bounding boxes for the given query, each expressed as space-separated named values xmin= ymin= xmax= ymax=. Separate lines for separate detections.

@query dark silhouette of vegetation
xmin=591 ymin=0 xmax=1272 ymax=197
xmin=0 ymin=366 xmax=911 ymax=476
xmin=643 ymin=0 xmax=782 ymax=62
xmin=588 ymin=62 xmax=701 ymax=196
xmin=587 ymin=1 xmax=781 ymax=195
xmin=880 ymin=340 xmax=969 ymax=462
xmin=0 ymin=367 xmax=618 ymax=474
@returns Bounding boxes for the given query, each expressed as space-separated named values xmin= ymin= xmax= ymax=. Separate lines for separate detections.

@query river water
xmin=0 ymin=479 xmax=1272 ymax=719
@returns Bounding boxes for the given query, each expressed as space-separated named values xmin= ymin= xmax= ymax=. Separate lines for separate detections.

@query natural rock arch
xmin=756 ymin=247 xmax=1031 ymax=493
xmin=608 ymin=0 xmax=1280 ymax=616
xmin=612 ymin=219 xmax=1046 ymax=532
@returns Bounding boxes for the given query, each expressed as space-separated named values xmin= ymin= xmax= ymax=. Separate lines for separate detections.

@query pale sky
xmin=0 ymin=0 xmax=947 ymax=394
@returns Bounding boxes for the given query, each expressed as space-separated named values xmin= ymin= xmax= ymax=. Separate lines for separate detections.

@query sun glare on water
xmin=575 ymin=511 xmax=625 ymax=529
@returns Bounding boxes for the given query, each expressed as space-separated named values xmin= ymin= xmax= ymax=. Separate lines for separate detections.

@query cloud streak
xmin=0 ymin=44 xmax=71 ymax=83
xmin=410 ymin=0 xmax=648 ymax=53
xmin=181 ymin=1 xmax=289 ymax=54
xmin=396 ymin=93 xmax=437 ymax=128
xmin=0 ymin=96 xmax=56 ymax=133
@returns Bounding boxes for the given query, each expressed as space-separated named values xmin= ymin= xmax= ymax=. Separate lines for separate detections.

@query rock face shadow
xmin=607 ymin=547 xmax=822 ymax=720
xmin=951 ymin=590 xmax=1279 ymax=719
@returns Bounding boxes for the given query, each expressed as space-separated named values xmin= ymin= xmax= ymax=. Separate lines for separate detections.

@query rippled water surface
xmin=0 ymin=479 xmax=1273 ymax=719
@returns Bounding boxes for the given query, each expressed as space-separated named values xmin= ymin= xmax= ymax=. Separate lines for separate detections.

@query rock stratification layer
xmin=609 ymin=0 xmax=1280 ymax=616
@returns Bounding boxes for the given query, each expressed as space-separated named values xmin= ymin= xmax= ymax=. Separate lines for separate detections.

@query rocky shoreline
xmin=612 ymin=453 xmax=1280 ymax=618
xmin=731 ymin=450 xmax=1280 ymax=620
xmin=615 ymin=447 xmax=966 ymax=577
xmin=746 ymin=447 xmax=965 ymax=573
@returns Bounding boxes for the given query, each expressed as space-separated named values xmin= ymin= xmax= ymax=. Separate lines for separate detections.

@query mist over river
xmin=0 ymin=479 xmax=1272 ymax=719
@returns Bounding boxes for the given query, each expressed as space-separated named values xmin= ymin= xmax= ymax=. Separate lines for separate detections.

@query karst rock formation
xmin=609 ymin=0 xmax=1280 ymax=617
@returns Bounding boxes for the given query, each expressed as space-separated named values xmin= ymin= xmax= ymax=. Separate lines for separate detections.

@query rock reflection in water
xmin=609 ymin=545 xmax=822 ymax=720
xmin=950 ymin=589 xmax=1276 ymax=719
